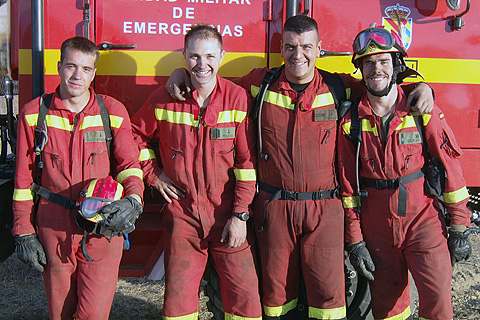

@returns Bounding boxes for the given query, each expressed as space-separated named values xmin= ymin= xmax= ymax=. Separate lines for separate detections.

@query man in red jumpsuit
xmin=338 ymin=26 xmax=472 ymax=320
xmin=131 ymin=25 xmax=262 ymax=319
xmin=166 ymin=15 xmax=435 ymax=320
xmin=12 ymin=37 xmax=144 ymax=320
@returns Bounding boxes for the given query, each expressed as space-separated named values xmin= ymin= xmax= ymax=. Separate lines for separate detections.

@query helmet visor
xmin=353 ymin=28 xmax=395 ymax=55
xmin=78 ymin=197 xmax=112 ymax=221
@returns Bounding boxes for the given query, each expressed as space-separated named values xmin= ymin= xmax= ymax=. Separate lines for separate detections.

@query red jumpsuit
xmin=132 ymin=76 xmax=261 ymax=320
xmin=12 ymin=88 xmax=144 ymax=320
xmin=235 ymin=68 xmax=363 ymax=319
xmin=338 ymin=86 xmax=470 ymax=320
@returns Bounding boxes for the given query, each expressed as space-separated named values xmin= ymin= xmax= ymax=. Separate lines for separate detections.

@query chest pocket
xmin=211 ymin=127 xmax=236 ymax=187
xmin=84 ymin=130 xmax=109 ymax=166
xmin=396 ymin=129 xmax=423 ymax=174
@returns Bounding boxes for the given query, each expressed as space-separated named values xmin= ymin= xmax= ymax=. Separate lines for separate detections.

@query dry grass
xmin=0 ymin=254 xmax=212 ymax=320
xmin=1 ymin=237 xmax=480 ymax=319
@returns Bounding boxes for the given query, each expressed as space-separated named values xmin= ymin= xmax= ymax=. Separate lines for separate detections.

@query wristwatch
xmin=232 ymin=212 xmax=249 ymax=221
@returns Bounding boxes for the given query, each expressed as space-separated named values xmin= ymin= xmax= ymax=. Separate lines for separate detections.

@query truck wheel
xmin=204 ymin=256 xmax=371 ymax=320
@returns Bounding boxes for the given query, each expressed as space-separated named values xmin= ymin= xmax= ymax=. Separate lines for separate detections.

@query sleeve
xmin=11 ymin=102 xmax=38 ymax=235
xmin=337 ymin=112 xmax=364 ymax=243
xmin=104 ymin=96 xmax=145 ymax=200
xmin=423 ymin=107 xmax=471 ymax=227
xmin=130 ymin=89 xmax=163 ymax=188
xmin=231 ymin=90 xmax=258 ymax=214
xmin=231 ymin=69 xmax=255 ymax=90
xmin=338 ymin=73 xmax=366 ymax=101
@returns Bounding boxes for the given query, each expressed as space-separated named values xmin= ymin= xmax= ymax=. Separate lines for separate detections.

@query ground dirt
xmin=0 ymin=235 xmax=479 ymax=320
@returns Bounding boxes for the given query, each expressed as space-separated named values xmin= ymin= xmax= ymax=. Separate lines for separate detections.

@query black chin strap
xmin=365 ymin=64 xmax=405 ymax=97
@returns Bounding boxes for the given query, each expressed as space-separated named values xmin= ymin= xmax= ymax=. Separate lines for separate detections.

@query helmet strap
xmin=365 ymin=53 xmax=406 ymax=97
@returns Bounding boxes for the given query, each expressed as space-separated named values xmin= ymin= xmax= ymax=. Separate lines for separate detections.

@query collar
xmin=186 ymin=75 xmax=223 ymax=127
xmin=52 ymin=86 xmax=97 ymax=116
xmin=275 ymin=67 xmax=323 ymax=111
xmin=358 ymin=85 xmax=409 ymax=119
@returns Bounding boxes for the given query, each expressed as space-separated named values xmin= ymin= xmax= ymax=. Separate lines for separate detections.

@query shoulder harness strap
xmin=96 ymin=95 xmax=113 ymax=156
xmin=250 ymin=65 xmax=285 ymax=121
xmin=317 ymin=68 xmax=351 ymax=119
xmin=34 ymin=93 xmax=54 ymax=184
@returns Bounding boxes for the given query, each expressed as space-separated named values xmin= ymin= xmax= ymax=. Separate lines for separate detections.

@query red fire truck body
xmin=7 ymin=0 xmax=480 ymax=277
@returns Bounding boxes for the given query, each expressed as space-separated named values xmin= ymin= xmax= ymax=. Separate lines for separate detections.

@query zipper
xmin=362 ymin=157 xmax=375 ymax=173
xmin=90 ymin=150 xmax=107 ymax=164
xmin=405 ymin=154 xmax=412 ymax=170
xmin=322 ymin=126 xmax=336 ymax=144
xmin=45 ymin=152 xmax=59 ymax=168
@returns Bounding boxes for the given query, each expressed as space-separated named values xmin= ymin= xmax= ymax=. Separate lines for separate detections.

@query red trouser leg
xmin=254 ymin=194 xmax=346 ymax=319
xmin=163 ymin=213 xmax=208 ymax=319
xmin=74 ymin=235 xmax=123 ymax=320
xmin=38 ymin=219 xmax=123 ymax=320
xmin=163 ymin=212 xmax=262 ymax=319
xmin=404 ymin=211 xmax=453 ymax=320
xmin=362 ymin=189 xmax=453 ymax=320
xmin=210 ymin=235 xmax=262 ymax=318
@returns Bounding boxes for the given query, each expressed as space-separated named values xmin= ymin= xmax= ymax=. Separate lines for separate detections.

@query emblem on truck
xmin=383 ymin=3 xmax=412 ymax=50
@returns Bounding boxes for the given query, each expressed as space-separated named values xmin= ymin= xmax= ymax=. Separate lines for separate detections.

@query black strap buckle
xmin=375 ymin=179 xmax=398 ymax=189
xmin=281 ymin=190 xmax=299 ymax=201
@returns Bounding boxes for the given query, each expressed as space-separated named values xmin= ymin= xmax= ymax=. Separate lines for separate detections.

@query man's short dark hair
xmin=184 ymin=24 xmax=223 ymax=50
xmin=283 ymin=14 xmax=319 ymax=37
xmin=60 ymin=36 xmax=100 ymax=66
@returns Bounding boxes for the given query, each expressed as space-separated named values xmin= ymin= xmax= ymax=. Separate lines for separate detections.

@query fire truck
xmin=0 ymin=0 xmax=479 ymax=318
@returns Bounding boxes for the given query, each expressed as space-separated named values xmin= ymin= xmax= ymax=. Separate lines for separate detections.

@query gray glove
xmin=448 ymin=228 xmax=472 ymax=266
xmin=14 ymin=234 xmax=47 ymax=272
xmin=346 ymin=241 xmax=375 ymax=281
xmin=99 ymin=195 xmax=143 ymax=233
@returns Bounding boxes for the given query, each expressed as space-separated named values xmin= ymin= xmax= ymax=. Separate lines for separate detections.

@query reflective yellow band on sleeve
xmin=234 ymin=169 xmax=257 ymax=181
xmin=44 ymin=115 xmax=74 ymax=131
xmin=155 ymin=108 xmax=198 ymax=127
xmin=116 ymin=168 xmax=144 ymax=184
xmin=342 ymin=121 xmax=352 ymax=135
xmin=26 ymin=113 xmax=39 ymax=127
xmin=383 ymin=306 xmax=411 ymax=320
xmin=309 ymin=305 xmax=346 ymax=320
xmin=342 ymin=119 xmax=378 ymax=136
xmin=342 ymin=196 xmax=361 ymax=208
xmin=139 ymin=148 xmax=156 ymax=162
xmin=251 ymin=85 xmax=350 ymax=110
xmin=395 ymin=115 xmax=417 ymax=131
xmin=26 ymin=113 xmax=124 ymax=131
xmin=443 ymin=186 xmax=469 ymax=204
xmin=163 ymin=312 xmax=199 ymax=320
xmin=422 ymin=114 xmax=432 ymax=125
xmin=80 ymin=115 xmax=123 ymax=130
xmin=362 ymin=119 xmax=379 ymax=136
xmin=251 ymin=85 xmax=260 ymax=98
xmin=225 ymin=313 xmax=262 ymax=320
xmin=109 ymin=115 xmax=124 ymax=129
xmin=250 ymin=85 xmax=294 ymax=111
xmin=13 ymin=188 xmax=34 ymax=201
xmin=218 ymin=110 xmax=247 ymax=124
xmin=312 ymin=92 xmax=335 ymax=109
xmin=263 ymin=298 xmax=298 ymax=317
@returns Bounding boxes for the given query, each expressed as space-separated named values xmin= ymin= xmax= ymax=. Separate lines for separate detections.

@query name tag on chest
xmin=211 ymin=127 xmax=236 ymax=139
xmin=85 ymin=131 xmax=106 ymax=143
xmin=314 ymin=109 xmax=338 ymax=122
xmin=399 ymin=131 xmax=421 ymax=145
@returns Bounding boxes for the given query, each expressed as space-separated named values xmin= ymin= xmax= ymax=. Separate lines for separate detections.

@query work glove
xmin=99 ymin=195 xmax=143 ymax=234
xmin=448 ymin=228 xmax=472 ymax=266
xmin=346 ymin=241 xmax=375 ymax=281
xmin=14 ymin=233 xmax=47 ymax=272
